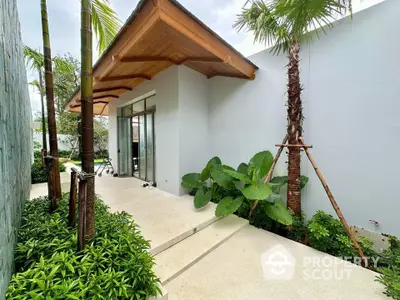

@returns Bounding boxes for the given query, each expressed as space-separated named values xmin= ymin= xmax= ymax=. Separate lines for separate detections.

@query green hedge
xmin=31 ymin=159 xmax=67 ymax=184
xmin=6 ymin=194 xmax=161 ymax=299
xmin=34 ymin=150 xmax=109 ymax=161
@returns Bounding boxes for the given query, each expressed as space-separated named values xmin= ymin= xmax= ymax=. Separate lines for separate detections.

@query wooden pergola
xmin=66 ymin=0 xmax=258 ymax=116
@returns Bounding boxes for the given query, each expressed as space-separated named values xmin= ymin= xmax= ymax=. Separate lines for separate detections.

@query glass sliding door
xmin=138 ymin=114 xmax=146 ymax=180
xmin=118 ymin=96 xmax=156 ymax=183
xmin=117 ymin=116 xmax=132 ymax=177
xmin=146 ymin=112 xmax=155 ymax=182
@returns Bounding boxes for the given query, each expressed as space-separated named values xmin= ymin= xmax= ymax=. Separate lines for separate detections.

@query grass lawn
xmin=70 ymin=158 xmax=105 ymax=166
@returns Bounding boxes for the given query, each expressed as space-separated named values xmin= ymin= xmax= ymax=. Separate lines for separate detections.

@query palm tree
xmin=24 ymin=46 xmax=74 ymax=160
xmin=39 ymin=0 xmax=120 ymax=222
xmin=40 ymin=0 xmax=62 ymax=211
xmin=81 ymin=0 xmax=121 ymax=238
xmin=235 ymin=0 xmax=352 ymax=216
xmin=81 ymin=0 xmax=95 ymax=239
xmin=24 ymin=47 xmax=47 ymax=160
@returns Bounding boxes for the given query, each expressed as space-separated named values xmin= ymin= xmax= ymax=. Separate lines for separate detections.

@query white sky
xmin=16 ymin=0 xmax=384 ymax=114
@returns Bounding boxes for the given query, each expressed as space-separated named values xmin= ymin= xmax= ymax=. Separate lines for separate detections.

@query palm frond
xmin=92 ymin=0 xmax=122 ymax=54
xmin=234 ymin=0 xmax=352 ymax=55
xmin=24 ymin=46 xmax=44 ymax=70
xmin=53 ymin=55 xmax=74 ymax=73
xmin=29 ymin=80 xmax=41 ymax=90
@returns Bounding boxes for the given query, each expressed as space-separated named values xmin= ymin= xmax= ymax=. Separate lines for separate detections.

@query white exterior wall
xmin=108 ymin=66 xmax=180 ymax=195
xmin=209 ymin=0 xmax=400 ymax=236
xmin=108 ymin=65 xmax=209 ymax=196
xmin=178 ymin=67 xmax=209 ymax=194
xmin=108 ymin=0 xmax=400 ymax=235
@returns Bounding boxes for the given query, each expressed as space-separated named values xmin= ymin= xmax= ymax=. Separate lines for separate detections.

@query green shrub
xmin=6 ymin=194 xmax=161 ymax=299
xmin=33 ymin=150 xmax=42 ymax=160
xmin=376 ymin=237 xmax=400 ymax=299
xmin=307 ymin=211 xmax=379 ymax=264
xmin=31 ymin=159 xmax=66 ymax=184
xmin=181 ymin=152 xmax=302 ymax=225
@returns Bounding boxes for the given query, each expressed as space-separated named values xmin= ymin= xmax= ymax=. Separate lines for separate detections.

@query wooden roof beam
xmin=76 ymin=95 xmax=119 ymax=102
xmin=100 ymin=103 xmax=108 ymax=116
xmin=178 ymin=57 xmax=223 ymax=64
xmin=71 ymin=100 xmax=110 ymax=108
xmin=207 ymin=72 xmax=256 ymax=80
xmin=97 ymin=74 xmax=151 ymax=82
xmin=94 ymin=86 xmax=132 ymax=93
xmin=119 ymin=56 xmax=176 ymax=63
xmin=159 ymin=0 xmax=257 ymax=79
xmin=119 ymin=56 xmax=223 ymax=65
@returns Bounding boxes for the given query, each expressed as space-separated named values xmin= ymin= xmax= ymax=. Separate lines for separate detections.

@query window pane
xmin=132 ymin=100 xmax=145 ymax=114
xmin=122 ymin=105 xmax=132 ymax=117
xmin=146 ymin=96 xmax=156 ymax=110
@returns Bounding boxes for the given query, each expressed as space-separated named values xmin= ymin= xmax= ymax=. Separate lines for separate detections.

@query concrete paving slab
xmin=30 ymin=172 xmax=71 ymax=199
xmin=31 ymin=172 xmax=218 ymax=255
xmin=165 ymin=226 xmax=388 ymax=300
xmin=155 ymin=215 xmax=248 ymax=285
xmin=94 ymin=176 xmax=219 ymax=255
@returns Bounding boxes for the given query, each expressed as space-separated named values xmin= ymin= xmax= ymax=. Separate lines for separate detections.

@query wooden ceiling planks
xmin=66 ymin=0 xmax=258 ymax=115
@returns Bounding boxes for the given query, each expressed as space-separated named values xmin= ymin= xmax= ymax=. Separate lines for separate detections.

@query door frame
xmin=132 ymin=107 xmax=155 ymax=182
xmin=117 ymin=98 xmax=156 ymax=183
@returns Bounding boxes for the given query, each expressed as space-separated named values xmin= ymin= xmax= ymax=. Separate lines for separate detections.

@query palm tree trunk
xmin=286 ymin=41 xmax=303 ymax=216
xmin=81 ymin=0 xmax=95 ymax=239
xmin=38 ymin=70 xmax=47 ymax=156
xmin=40 ymin=0 xmax=61 ymax=210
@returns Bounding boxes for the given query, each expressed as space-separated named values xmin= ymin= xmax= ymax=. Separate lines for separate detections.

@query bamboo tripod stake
xmin=298 ymin=137 xmax=368 ymax=267
xmin=250 ymin=135 xmax=368 ymax=267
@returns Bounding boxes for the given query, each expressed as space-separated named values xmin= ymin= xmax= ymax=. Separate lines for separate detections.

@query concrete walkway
xmin=30 ymin=174 xmax=388 ymax=300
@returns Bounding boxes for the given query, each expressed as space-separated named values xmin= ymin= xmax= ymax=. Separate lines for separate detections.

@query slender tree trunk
xmin=39 ymin=70 xmax=47 ymax=152
xmin=81 ymin=0 xmax=95 ymax=239
xmin=286 ymin=41 xmax=303 ymax=216
xmin=40 ymin=0 xmax=61 ymax=209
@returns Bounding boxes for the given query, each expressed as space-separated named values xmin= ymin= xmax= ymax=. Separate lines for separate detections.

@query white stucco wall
xmin=108 ymin=65 xmax=210 ymax=196
xmin=208 ymin=0 xmax=400 ymax=236
xmin=107 ymin=0 xmax=399 ymax=236
xmin=108 ymin=66 xmax=180 ymax=195
xmin=178 ymin=66 xmax=209 ymax=194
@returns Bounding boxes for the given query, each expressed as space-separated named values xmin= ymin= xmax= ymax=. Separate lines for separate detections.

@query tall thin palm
xmin=24 ymin=46 xmax=47 ymax=155
xmin=81 ymin=0 xmax=95 ymax=239
xmin=38 ymin=0 xmax=120 ymax=215
xmin=81 ymin=0 xmax=121 ymax=239
xmin=235 ymin=0 xmax=352 ymax=215
xmin=41 ymin=0 xmax=62 ymax=211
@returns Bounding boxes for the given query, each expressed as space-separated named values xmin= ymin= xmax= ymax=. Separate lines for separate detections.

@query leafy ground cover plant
xmin=376 ymin=237 xmax=400 ymax=299
xmin=6 ymin=194 xmax=160 ymax=299
xmin=307 ymin=211 xmax=378 ymax=260
xmin=182 ymin=151 xmax=295 ymax=225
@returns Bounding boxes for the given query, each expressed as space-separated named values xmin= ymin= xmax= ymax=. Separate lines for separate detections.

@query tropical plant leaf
xmin=215 ymin=196 xmax=244 ymax=217
xmin=269 ymin=182 xmax=283 ymax=194
xmin=264 ymin=198 xmax=293 ymax=225
xmin=223 ymin=165 xmax=235 ymax=171
xmin=270 ymin=175 xmax=309 ymax=189
xmin=270 ymin=176 xmax=288 ymax=185
xmin=210 ymin=165 xmax=235 ymax=190
xmin=200 ymin=157 xmax=222 ymax=181
xmin=194 ymin=187 xmax=212 ymax=209
xmin=223 ymin=169 xmax=253 ymax=184
xmin=241 ymin=182 xmax=272 ymax=200
xmin=181 ymin=173 xmax=203 ymax=189
xmin=248 ymin=151 xmax=273 ymax=180
xmin=300 ymin=176 xmax=309 ymax=189
xmin=237 ymin=163 xmax=249 ymax=175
